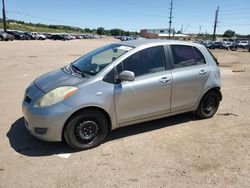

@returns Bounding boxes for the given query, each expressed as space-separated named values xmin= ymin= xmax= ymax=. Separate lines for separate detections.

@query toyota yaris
xmin=22 ymin=40 xmax=222 ymax=150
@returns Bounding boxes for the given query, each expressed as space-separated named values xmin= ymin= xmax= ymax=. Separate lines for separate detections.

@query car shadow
xmin=7 ymin=117 xmax=75 ymax=157
xmin=7 ymin=113 xmax=200 ymax=157
xmin=105 ymin=113 xmax=199 ymax=142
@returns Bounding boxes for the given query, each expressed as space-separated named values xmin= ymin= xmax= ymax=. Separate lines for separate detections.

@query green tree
xmin=97 ymin=27 xmax=105 ymax=35
xmin=111 ymin=29 xmax=122 ymax=36
xmin=223 ymin=30 xmax=235 ymax=38
xmin=85 ymin=28 xmax=92 ymax=33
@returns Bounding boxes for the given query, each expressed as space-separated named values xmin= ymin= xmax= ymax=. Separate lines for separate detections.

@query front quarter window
xmin=73 ymin=44 xmax=133 ymax=76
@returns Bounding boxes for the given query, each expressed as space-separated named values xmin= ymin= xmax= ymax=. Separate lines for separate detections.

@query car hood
xmin=34 ymin=68 xmax=87 ymax=93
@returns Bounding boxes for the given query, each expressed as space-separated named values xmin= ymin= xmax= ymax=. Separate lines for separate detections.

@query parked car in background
xmin=229 ymin=41 xmax=239 ymax=51
xmin=213 ymin=41 xmax=223 ymax=49
xmin=6 ymin=31 xmax=24 ymax=40
xmin=31 ymin=32 xmax=46 ymax=40
xmin=6 ymin=32 xmax=15 ymax=41
xmin=22 ymin=32 xmax=33 ymax=40
xmin=23 ymin=40 xmax=222 ymax=150
xmin=221 ymin=41 xmax=238 ymax=50
xmin=0 ymin=31 xmax=8 ymax=41
xmin=74 ymin=34 xmax=82 ymax=39
xmin=0 ymin=31 xmax=14 ymax=41
xmin=69 ymin=35 xmax=76 ymax=40
xmin=203 ymin=41 xmax=215 ymax=49
xmin=238 ymin=41 xmax=249 ymax=48
xmin=45 ymin=33 xmax=52 ymax=39
xmin=120 ymin=36 xmax=134 ymax=41
xmin=61 ymin=34 xmax=72 ymax=40
xmin=81 ymin=34 xmax=90 ymax=39
xmin=222 ymin=41 xmax=233 ymax=49
xmin=51 ymin=34 xmax=69 ymax=40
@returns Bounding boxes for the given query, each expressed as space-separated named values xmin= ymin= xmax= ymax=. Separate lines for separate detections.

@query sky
xmin=2 ymin=0 xmax=250 ymax=34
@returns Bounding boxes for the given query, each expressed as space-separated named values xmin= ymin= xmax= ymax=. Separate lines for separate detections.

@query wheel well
xmin=195 ymin=87 xmax=222 ymax=113
xmin=206 ymin=87 xmax=222 ymax=101
xmin=62 ymin=107 xmax=112 ymax=140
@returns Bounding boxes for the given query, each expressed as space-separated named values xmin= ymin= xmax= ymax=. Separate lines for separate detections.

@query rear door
xmin=114 ymin=45 xmax=172 ymax=125
xmin=169 ymin=45 xmax=210 ymax=112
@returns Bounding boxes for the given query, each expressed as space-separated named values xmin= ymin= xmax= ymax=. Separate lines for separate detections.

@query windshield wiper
xmin=70 ymin=64 xmax=86 ymax=77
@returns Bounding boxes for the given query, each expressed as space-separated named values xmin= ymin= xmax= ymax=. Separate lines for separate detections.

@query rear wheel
xmin=196 ymin=91 xmax=220 ymax=119
xmin=64 ymin=109 xmax=108 ymax=150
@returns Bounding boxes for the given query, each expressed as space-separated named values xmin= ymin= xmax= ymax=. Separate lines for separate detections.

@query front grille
xmin=24 ymin=96 xmax=32 ymax=104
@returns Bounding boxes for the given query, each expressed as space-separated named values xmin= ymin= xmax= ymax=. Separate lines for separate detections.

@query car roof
xmin=117 ymin=39 xmax=202 ymax=48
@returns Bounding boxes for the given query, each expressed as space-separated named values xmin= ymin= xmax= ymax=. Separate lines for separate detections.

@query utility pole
xmin=199 ymin=25 xmax=203 ymax=34
xmin=2 ymin=0 xmax=7 ymax=32
xmin=213 ymin=6 xmax=219 ymax=41
xmin=168 ymin=0 xmax=173 ymax=39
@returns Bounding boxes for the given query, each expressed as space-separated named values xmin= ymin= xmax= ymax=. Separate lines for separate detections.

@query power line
xmin=220 ymin=6 xmax=250 ymax=12
xmin=6 ymin=10 xmax=145 ymax=31
xmin=199 ymin=25 xmax=203 ymax=34
xmin=219 ymin=23 xmax=250 ymax=27
xmin=7 ymin=10 xmax=79 ymax=26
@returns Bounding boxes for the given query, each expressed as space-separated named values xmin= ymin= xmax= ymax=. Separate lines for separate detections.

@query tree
xmin=85 ymin=28 xmax=92 ymax=33
xmin=223 ymin=30 xmax=235 ymax=38
xmin=110 ymin=29 xmax=122 ymax=36
xmin=97 ymin=27 xmax=105 ymax=35
xmin=125 ymin=31 xmax=130 ymax=36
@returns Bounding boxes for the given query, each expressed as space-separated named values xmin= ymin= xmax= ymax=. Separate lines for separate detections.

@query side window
xmin=171 ymin=45 xmax=196 ymax=68
xmin=121 ymin=46 xmax=166 ymax=77
xmin=193 ymin=47 xmax=206 ymax=65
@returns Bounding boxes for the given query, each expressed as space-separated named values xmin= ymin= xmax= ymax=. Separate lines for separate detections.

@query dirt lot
xmin=0 ymin=39 xmax=249 ymax=188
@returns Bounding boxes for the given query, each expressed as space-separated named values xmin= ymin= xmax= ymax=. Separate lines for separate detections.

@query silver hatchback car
xmin=22 ymin=40 xmax=222 ymax=150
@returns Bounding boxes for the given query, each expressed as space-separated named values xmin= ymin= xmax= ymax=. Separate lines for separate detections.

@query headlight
xmin=36 ymin=86 xmax=78 ymax=107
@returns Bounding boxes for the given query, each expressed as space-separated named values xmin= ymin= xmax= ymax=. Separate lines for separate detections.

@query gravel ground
xmin=0 ymin=39 xmax=249 ymax=188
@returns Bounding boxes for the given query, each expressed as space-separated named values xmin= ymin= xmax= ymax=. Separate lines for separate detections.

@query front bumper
xmin=22 ymin=83 xmax=72 ymax=142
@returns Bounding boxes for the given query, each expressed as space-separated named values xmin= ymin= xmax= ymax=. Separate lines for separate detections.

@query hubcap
xmin=75 ymin=120 xmax=98 ymax=143
xmin=203 ymin=95 xmax=217 ymax=114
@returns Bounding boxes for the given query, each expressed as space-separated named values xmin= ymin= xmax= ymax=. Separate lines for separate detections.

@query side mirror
xmin=118 ymin=71 xmax=135 ymax=82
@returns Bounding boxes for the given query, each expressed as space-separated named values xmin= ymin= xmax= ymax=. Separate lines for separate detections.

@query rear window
xmin=193 ymin=47 xmax=206 ymax=65
xmin=171 ymin=45 xmax=206 ymax=68
xmin=207 ymin=49 xmax=219 ymax=65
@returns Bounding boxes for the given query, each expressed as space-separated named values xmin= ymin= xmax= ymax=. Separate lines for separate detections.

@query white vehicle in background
xmin=238 ymin=41 xmax=249 ymax=48
xmin=222 ymin=41 xmax=233 ymax=49
xmin=69 ymin=35 xmax=76 ymax=40
xmin=31 ymin=32 xmax=46 ymax=40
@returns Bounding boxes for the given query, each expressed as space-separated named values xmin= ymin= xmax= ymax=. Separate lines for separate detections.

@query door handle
xmin=199 ymin=70 xmax=208 ymax=75
xmin=160 ymin=77 xmax=171 ymax=83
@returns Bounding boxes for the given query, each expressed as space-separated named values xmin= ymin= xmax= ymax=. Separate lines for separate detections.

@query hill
xmin=0 ymin=19 xmax=86 ymax=33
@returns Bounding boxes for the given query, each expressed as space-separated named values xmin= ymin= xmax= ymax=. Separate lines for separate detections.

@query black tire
xmin=64 ymin=109 xmax=108 ymax=150
xmin=0 ymin=36 xmax=3 ymax=41
xmin=196 ymin=91 xmax=220 ymax=119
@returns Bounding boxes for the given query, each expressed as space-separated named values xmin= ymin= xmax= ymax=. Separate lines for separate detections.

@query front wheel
xmin=63 ymin=109 xmax=108 ymax=150
xmin=196 ymin=91 xmax=220 ymax=119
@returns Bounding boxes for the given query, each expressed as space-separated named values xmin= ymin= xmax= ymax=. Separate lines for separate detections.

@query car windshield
xmin=72 ymin=44 xmax=134 ymax=76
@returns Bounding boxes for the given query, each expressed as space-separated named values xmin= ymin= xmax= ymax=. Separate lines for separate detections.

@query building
xmin=141 ymin=28 xmax=192 ymax=40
